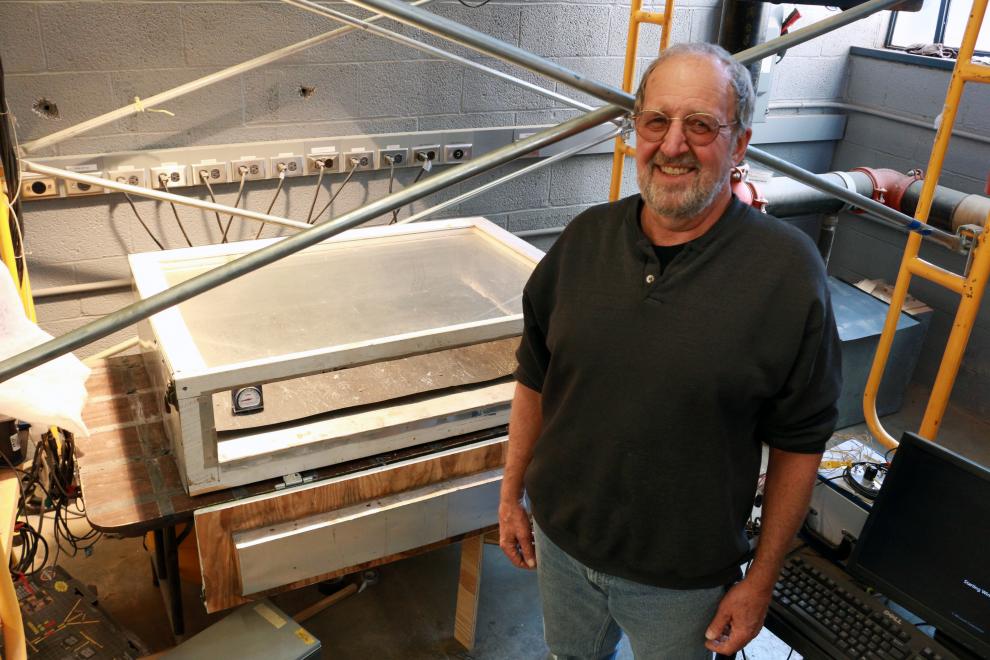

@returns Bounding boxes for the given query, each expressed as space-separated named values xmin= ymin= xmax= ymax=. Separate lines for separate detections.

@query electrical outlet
xmin=20 ymin=176 xmax=57 ymax=199
xmin=344 ymin=149 xmax=374 ymax=171
xmin=412 ymin=145 xmax=441 ymax=165
xmin=270 ymin=154 xmax=305 ymax=178
xmin=65 ymin=172 xmax=105 ymax=196
xmin=230 ymin=157 xmax=266 ymax=181
xmin=108 ymin=168 xmax=148 ymax=189
xmin=192 ymin=161 xmax=229 ymax=185
xmin=151 ymin=165 xmax=190 ymax=189
xmin=306 ymin=152 xmax=341 ymax=175
xmin=379 ymin=147 xmax=409 ymax=169
xmin=443 ymin=143 xmax=473 ymax=163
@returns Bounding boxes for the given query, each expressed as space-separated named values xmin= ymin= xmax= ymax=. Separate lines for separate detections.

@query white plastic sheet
xmin=0 ymin=269 xmax=90 ymax=437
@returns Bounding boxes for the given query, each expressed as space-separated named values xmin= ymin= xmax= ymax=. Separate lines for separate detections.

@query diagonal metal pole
xmin=281 ymin=0 xmax=596 ymax=113
xmin=0 ymin=105 xmax=624 ymax=383
xmin=20 ymin=0 xmax=437 ymax=154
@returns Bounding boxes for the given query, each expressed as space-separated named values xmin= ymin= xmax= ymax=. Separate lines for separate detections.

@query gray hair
xmin=633 ymin=42 xmax=755 ymax=136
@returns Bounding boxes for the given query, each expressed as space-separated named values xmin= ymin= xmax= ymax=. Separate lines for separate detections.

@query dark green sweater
xmin=515 ymin=194 xmax=841 ymax=589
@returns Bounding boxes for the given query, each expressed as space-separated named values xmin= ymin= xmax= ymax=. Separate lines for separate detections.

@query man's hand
xmin=703 ymin=577 xmax=772 ymax=654
xmin=498 ymin=498 xmax=536 ymax=570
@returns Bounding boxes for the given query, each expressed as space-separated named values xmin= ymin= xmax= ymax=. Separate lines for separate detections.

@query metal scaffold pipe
xmin=0 ymin=105 xmax=626 ymax=384
xmin=20 ymin=0 xmax=436 ymax=154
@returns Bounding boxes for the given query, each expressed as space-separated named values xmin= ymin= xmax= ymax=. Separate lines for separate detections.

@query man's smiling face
xmin=635 ymin=54 xmax=747 ymax=230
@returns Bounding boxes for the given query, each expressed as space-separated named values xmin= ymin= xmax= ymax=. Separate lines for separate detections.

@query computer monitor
xmin=848 ymin=432 xmax=990 ymax=659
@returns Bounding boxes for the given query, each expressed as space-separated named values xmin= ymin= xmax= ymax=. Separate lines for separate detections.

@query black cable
xmin=457 ymin=0 xmax=492 ymax=7
xmin=123 ymin=193 xmax=164 ymax=250
xmin=785 ymin=649 xmax=794 ymax=660
xmin=311 ymin=164 xmax=358 ymax=224
xmin=198 ymin=170 xmax=226 ymax=240
xmin=390 ymin=166 xmax=427 ymax=224
xmin=159 ymin=175 xmax=193 ymax=247
xmin=255 ymin=164 xmax=287 ymax=239
xmin=305 ymin=161 xmax=328 ymax=224
xmin=221 ymin=167 xmax=249 ymax=243
xmin=1 ymin=54 xmax=26 ymax=280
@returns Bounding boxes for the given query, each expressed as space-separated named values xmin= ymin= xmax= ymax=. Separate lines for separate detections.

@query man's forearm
xmin=745 ymin=448 xmax=822 ymax=591
xmin=500 ymin=382 xmax=543 ymax=503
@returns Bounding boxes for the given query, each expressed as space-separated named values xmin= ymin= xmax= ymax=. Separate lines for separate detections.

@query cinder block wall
xmin=827 ymin=52 xmax=990 ymax=415
xmin=0 ymin=0 xmax=882 ymax=357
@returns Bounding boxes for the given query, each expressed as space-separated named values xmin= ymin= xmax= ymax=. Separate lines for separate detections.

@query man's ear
xmin=732 ymin=127 xmax=753 ymax=165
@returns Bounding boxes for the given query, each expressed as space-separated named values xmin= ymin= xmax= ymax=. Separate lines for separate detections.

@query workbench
xmin=77 ymin=354 xmax=505 ymax=648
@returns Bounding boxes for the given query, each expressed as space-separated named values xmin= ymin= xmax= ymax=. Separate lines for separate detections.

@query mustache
xmin=651 ymin=156 xmax=698 ymax=168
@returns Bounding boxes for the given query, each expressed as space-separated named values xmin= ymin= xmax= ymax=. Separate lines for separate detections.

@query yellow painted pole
xmin=0 ymin=194 xmax=36 ymax=322
xmin=920 ymin=230 xmax=990 ymax=437
xmin=608 ymin=0 xmax=645 ymax=202
xmin=862 ymin=0 xmax=988 ymax=446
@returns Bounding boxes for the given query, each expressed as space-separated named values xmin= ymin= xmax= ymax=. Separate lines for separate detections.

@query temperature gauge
xmin=231 ymin=385 xmax=264 ymax=415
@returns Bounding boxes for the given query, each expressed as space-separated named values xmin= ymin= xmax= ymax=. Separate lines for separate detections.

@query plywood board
xmin=211 ymin=338 xmax=518 ymax=432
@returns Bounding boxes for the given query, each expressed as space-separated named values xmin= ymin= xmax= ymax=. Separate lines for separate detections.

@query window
xmin=886 ymin=1 xmax=989 ymax=55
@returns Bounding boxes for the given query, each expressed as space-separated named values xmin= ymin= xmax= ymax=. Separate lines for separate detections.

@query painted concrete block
xmin=80 ymin=290 xmax=137 ymax=317
xmin=516 ymin=109 xmax=584 ymax=126
xmin=5 ymin=72 xmax=118 ymax=141
xmin=38 ymin=2 xmax=184 ymax=72
xmin=845 ymin=55 xmax=949 ymax=121
xmin=549 ymin=154 xmax=612 ymax=205
xmin=244 ymin=61 xmax=463 ymax=123
xmin=605 ymin=5 xmax=689 ymax=57
xmin=552 ymin=57 xmax=625 ymax=107
xmin=268 ymin=117 xmax=418 ymax=140
xmin=689 ymin=7 xmax=719 ymax=42
xmin=23 ymin=196 xmax=130 ymax=262
xmin=461 ymin=58 xmax=557 ymax=112
xmin=418 ymin=112 xmax=516 ymax=130
xmin=71 ymin=255 xmax=132 ymax=286
xmin=504 ymin=204 xmax=591 ymax=232
xmin=453 ymin=161 xmax=551 ymax=214
xmin=110 ymin=68 xmax=244 ymax=135
xmin=39 ymin=316 xmax=137 ymax=360
xmin=771 ymin=55 xmax=848 ymax=101
xmin=843 ymin=114 xmax=926 ymax=161
xmin=831 ymin=140 xmax=914 ymax=174
xmin=958 ymin=82 xmax=990 ymax=134
xmin=410 ymin=2 xmax=522 ymax=60
xmin=519 ymin=5 xmax=611 ymax=58
xmin=35 ymin=298 xmax=82 ymax=324
xmin=0 ymin=3 xmax=46 ymax=74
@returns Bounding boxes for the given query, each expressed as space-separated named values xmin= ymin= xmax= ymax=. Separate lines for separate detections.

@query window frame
xmin=885 ymin=0 xmax=989 ymax=57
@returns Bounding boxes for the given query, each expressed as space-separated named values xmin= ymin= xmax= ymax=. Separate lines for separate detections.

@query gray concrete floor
xmin=48 ymin=383 xmax=988 ymax=658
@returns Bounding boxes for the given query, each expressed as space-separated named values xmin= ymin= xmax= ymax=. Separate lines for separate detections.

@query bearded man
xmin=498 ymin=42 xmax=842 ymax=659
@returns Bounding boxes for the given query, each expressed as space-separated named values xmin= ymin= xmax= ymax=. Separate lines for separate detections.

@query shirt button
xmin=645 ymin=274 xmax=656 ymax=284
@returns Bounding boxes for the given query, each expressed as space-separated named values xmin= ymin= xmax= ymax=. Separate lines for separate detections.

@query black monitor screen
xmin=848 ymin=432 xmax=990 ymax=658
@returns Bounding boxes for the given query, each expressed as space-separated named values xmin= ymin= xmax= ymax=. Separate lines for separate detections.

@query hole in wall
xmin=32 ymin=97 xmax=61 ymax=120
xmin=298 ymin=85 xmax=316 ymax=99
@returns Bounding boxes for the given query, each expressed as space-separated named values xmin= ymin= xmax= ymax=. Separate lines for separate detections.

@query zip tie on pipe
xmin=132 ymin=96 xmax=175 ymax=118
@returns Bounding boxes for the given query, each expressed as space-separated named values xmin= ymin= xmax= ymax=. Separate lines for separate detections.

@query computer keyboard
xmin=769 ymin=553 xmax=960 ymax=660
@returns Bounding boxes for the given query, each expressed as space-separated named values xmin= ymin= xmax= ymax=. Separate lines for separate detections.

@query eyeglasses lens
xmin=634 ymin=112 xmax=721 ymax=146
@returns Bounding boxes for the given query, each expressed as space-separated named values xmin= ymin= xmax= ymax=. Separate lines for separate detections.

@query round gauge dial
xmin=232 ymin=385 xmax=264 ymax=414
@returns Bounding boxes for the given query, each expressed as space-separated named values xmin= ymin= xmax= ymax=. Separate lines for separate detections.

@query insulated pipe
xmin=280 ymin=0 xmax=597 ymax=114
xmin=746 ymin=147 xmax=963 ymax=251
xmin=20 ymin=0 xmax=437 ymax=154
xmin=718 ymin=0 xmax=772 ymax=89
xmin=0 ymin=105 xmax=626 ymax=383
xmin=32 ymin=279 xmax=132 ymax=300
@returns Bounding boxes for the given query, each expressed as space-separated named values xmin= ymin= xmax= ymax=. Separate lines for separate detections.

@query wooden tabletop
xmin=77 ymin=355 xmax=507 ymax=536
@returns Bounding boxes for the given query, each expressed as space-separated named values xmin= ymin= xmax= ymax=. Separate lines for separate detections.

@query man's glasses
xmin=632 ymin=110 xmax=736 ymax=146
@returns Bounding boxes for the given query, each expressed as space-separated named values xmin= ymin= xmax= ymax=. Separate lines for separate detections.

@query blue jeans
xmin=534 ymin=521 xmax=722 ymax=660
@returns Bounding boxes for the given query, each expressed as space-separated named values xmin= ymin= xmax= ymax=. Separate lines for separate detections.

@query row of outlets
xmin=20 ymin=143 xmax=474 ymax=199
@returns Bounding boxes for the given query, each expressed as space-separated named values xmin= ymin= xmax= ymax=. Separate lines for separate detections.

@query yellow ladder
xmin=864 ymin=0 xmax=990 ymax=448
xmin=607 ymin=0 xmax=675 ymax=201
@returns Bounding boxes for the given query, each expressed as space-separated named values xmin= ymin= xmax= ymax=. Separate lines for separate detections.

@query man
xmin=498 ymin=42 xmax=841 ymax=659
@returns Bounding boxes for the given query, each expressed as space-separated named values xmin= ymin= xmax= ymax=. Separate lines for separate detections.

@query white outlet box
xmin=443 ymin=143 xmax=473 ymax=163
xmin=21 ymin=176 xmax=57 ymax=199
xmin=379 ymin=147 xmax=410 ymax=168
xmin=306 ymin=150 xmax=341 ymax=175
xmin=344 ymin=149 xmax=375 ymax=171
xmin=65 ymin=173 xmax=105 ymax=196
xmin=270 ymin=154 xmax=305 ymax=178
xmin=108 ymin=168 xmax=148 ymax=189
xmin=412 ymin=145 xmax=441 ymax=165
xmin=230 ymin=157 xmax=266 ymax=181
xmin=192 ymin=161 xmax=230 ymax=185
xmin=151 ymin=164 xmax=190 ymax=189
